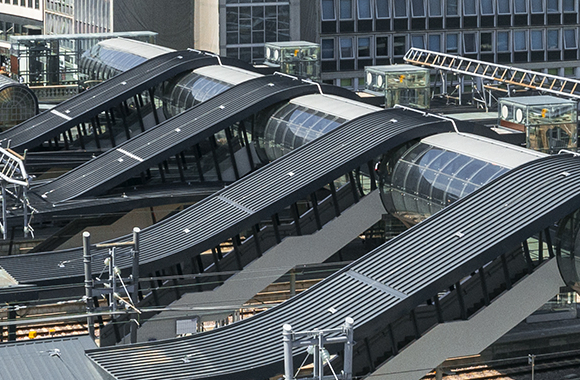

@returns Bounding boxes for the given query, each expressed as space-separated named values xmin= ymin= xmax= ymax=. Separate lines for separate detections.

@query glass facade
xmin=317 ymin=0 xmax=580 ymax=88
xmin=163 ymin=73 xmax=233 ymax=119
xmin=225 ymin=0 xmax=290 ymax=63
xmin=0 ymin=75 xmax=38 ymax=131
xmin=255 ymin=101 xmax=347 ymax=162
xmin=379 ymin=140 xmax=510 ymax=225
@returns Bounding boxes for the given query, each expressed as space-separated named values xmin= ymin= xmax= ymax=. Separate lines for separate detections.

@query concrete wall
xmin=194 ymin=0 xmax=219 ymax=54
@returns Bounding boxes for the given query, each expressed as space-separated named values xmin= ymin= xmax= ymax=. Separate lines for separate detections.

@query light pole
xmin=528 ymin=354 xmax=536 ymax=380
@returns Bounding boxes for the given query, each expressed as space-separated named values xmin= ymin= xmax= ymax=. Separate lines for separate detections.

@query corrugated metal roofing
xmin=0 ymin=49 xmax=222 ymax=151
xmin=0 ymin=335 xmax=109 ymax=380
xmin=0 ymin=108 xmax=454 ymax=287
xmin=29 ymin=74 xmax=331 ymax=204
xmin=86 ymin=153 xmax=580 ymax=380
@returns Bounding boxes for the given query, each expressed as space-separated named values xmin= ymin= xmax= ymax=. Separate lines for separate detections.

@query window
xmin=447 ymin=34 xmax=458 ymax=53
xmin=394 ymin=35 xmax=406 ymax=55
xmin=429 ymin=0 xmax=442 ymax=15
xmin=531 ymin=30 xmax=543 ymax=50
xmin=564 ymin=29 xmax=577 ymax=49
xmin=480 ymin=32 xmax=492 ymax=52
xmin=322 ymin=39 xmax=335 ymax=59
xmin=376 ymin=0 xmax=390 ymax=17
xmin=340 ymin=0 xmax=353 ymax=19
xmin=564 ymin=67 xmax=575 ymax=77
xmin=497 ymin=31 xmax=509 ymax=51
xmin=394 ymin=0 xmax=407 ymax=17
xmin=321 ymin=0 xmax=336 ymax=20
xmin=358 ymin=37 xmax=371 ymax=57
xmin=497 ymin=1 xmax=510 ymax=13
xmin=514 ymin=30 xmax=527 ymax=51
xmin=547 ymin=0 xmax=559 ymax=13
xmin=564 ymin=0 xmax=576 ymax=12
xmin=446 ymin=0 xmax=458 ymax=15
xmin=531 ymin=0 xmax=544 ymax=13
xmin=412 ymin=35 xmax=425 ymax=48
xmin=357 ymin=0 xmax=372 ymax=18
xmin=340 ymin=37 xmax=354 ymax=58
xmin=514 ymin=0 xmax=527 ymax=13
xmin=463 ymin=33 xmax=477 ymax=53
xmin=412 ymin=0 xmax=425 ymax=16
xmin=340 ymin=78 xmax=353 ymax=88
xmin=429 ymin=35 xmax=441 ymax=52
xmin=376 ymin=36 xmax=388 ymax=56
xmin=530 ymin=30 xmax=544 ymax=50
xmin=480 ymin=0 xmax=493 ymax=15
xmin=463 ymin=0 xmax=476 ymax=15
xmin=547 ymin=30 xmax=560 ymax=49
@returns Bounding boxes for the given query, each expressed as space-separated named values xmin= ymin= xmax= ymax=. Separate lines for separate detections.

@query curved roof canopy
xmin=0 ymin=75 xmax=38 ymax=131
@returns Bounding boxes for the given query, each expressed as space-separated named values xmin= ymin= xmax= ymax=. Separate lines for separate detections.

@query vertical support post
xmin=108 ymin=247 xmax=117 ymax=315
xmin=283 ymin=324 xmax=294 ymax=380
xmin=317 ymin=333 xmax=324 ymax=380
xmin=313 ymin=338 xmax=320 ymax=380
xmin=130 ymin=227 xmax=140 ymax=344
xmin=148 ymin=88 xmax=160 ymax=125
xmin=529 ymin=354 xmax=536 ymax=380
xmin=343 ymin=317 xmax=354 ymax=380
xmin=458 ymin=75 xmax=463 ymax=105
xmin=83 ymin=231 xmax=94 ymax=340
xmin=22 ymin=187 xmax=28 ymax=238
xmin=289 ymin=269 xmax=296 ymax=297
xmin=1 ymin=181 xmax=6 ymax=240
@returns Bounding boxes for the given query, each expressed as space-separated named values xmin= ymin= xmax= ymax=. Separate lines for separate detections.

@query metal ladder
xmin=404 ymin=47 xmax=580 ymax=101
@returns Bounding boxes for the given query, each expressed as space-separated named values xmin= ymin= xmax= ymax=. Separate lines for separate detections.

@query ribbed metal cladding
xmin=0 ymin=109 xmax=453 ymax=285
xmin=30 ymin=74 xmax=328 ymax=204
xmin=86 ymin=154 xmax=580 ymax=380
xmin=0 ymin=50 xmax=218 ymax=151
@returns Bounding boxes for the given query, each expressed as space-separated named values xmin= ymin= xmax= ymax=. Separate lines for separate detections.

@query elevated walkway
xmin=0 ymin=108 xmax=455 ymax=289
xmin=85 ymin=154 xmax=580 ymax=380
xmin=28 ymin=74 xmax=338 ymax=205
xmin=123 ymin=190 xmax=384 ymax=343
xmin=0 ymin=49 xmax=225 ymax=151
xmin=371 ymin=258 xmax=563 ymax=379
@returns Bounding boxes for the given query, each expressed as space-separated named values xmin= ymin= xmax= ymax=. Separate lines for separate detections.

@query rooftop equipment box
xmin=498 ymin=95 xmax=577 ymax=153
xmin=264 ymin=41 xmax=320 ymax=82
xmin=364 ymin=64 xmax=430 ymax=109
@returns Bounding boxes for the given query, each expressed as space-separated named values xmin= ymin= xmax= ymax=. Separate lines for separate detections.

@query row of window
xmin=74 ymin=0 xmax=111 ymax=33
xmin=321 ymin=0 xmax=577 ymax=21
xmin=45 ymin=13 xmax=73 ymax=34
xmin=1 ymin=0 xmax=39 ymax=9
xmin=46 ymin=0 xmax=72 ymax=15
xmin=226 ymin=4 xmax=290 ymax=45
xmin=322 ymin=28 xmax=579 ymax=61
xmin=226 ymin=0 xmax=288 ymax=3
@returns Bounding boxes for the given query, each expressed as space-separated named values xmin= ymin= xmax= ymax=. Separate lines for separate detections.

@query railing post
xmin=130 ymin=227 xmax=140 ymax=344
xmin=343 ymin=317 xmax=354 ymax=380
xmin=83 ymin=231 xmax=94 ymax=340
xmin=283 ymin=324 xmax=294 ymax=380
